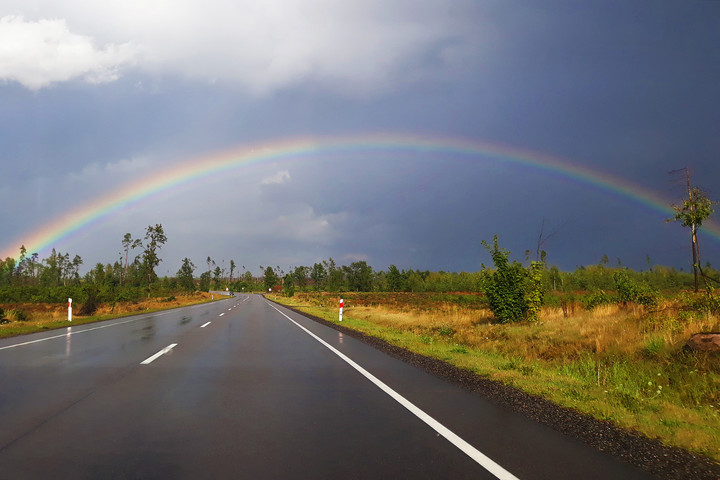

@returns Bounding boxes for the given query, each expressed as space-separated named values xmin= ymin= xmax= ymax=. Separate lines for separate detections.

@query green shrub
xmin=613 ymin=269 xmax=659 ymax=308
xmin=634 ymin=283 xmax=660 ymax=308
xmin=681 ymin=291 xmax=720 ymax=315
xmin=582 ymin=290 xmax=614 ymax=310
xmin=481 ymin=236 xmax=546 ymax=323
xmin=438 ymin=325 xmax=455 ymax=336
xmin=614 ymin=270 xmax=637 ymax=305
xmin=6 ymin=309 xmax=28 ymax=322
xmin=78 ymin=286 xmax=99 ymax=315
xmin=644 ymin=337 xmax=665 ymax=358
xmin=525 ymin=261 xmax=544 ymax=322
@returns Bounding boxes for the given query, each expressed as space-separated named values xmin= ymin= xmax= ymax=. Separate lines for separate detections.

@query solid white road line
xmin=140 ymin=344 xmax=178 ymax=365
xmin=267 ymin=302 xmax=518 ymax=480
xmin=200 ymin=322 xmax=212 ymax=328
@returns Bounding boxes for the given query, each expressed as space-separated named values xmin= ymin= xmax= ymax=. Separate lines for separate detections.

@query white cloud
xmin=273 ymin=206 xmax=346 ymax=244
xmin=0 ymin=15 xmax=137 ymax=90
xmin=342 ymin=253 xmax=369 ymax=262
xmin=1 ymin=1 xmax=483 ymax=94
xmin=65 ymin=155 xmax=152 ymax=183
xmin=261 ymin=169 xmax=291 ymax=185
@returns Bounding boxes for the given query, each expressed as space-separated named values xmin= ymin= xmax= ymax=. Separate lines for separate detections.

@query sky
xmin=1 ymin=1 xmax=719 ymax=277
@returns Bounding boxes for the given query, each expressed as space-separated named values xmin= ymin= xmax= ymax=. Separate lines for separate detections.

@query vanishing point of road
xmin=0 ymin=294 xmax=654 ymax=479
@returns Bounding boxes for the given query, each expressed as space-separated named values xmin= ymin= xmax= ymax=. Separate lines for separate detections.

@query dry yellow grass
xmin=0 ymin=292 xmax=217 ymax=335
xmin=345 ymin=297 xmax=720 ymax=362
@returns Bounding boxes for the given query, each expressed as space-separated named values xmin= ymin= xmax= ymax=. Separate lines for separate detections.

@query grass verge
xmin=0 ymin=292 xmax=226 ymax=339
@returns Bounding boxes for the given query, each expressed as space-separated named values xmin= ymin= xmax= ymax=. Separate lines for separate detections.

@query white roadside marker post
xmin=68 ymin=298 xmax=72 ymax=322
xmin=339 ymin=298 xmax=343 ymax=322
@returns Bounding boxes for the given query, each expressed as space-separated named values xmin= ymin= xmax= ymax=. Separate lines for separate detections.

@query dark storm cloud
xmin=0 ymin=1 xmax=719 ymax=274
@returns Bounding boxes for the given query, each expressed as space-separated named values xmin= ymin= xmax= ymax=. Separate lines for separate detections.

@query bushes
xmin=582 ymin=290 xmax=614 ymax=310
xmin=5 ymin=309 xmax=29 ymax=322
xmin=77 ymin=286 xmax=99 ymax=315
xmin=482 ymin=235 xmax=545 ymax=323
xmin=613 ymin=270 xmax=660 ymax=308
xmin=680 ymin=291 xmax=720 ymax=315
xmin=482 ymin=236 xmax=530 ymax=323
xmin=578 ymin=273 xmax=660 ymax=311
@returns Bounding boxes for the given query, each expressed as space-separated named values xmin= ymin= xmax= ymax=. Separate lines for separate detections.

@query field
xmin=0 ymin=292 xmax=219 ymax=337
xmin=273 ymin=291 xmax=720 ymax=462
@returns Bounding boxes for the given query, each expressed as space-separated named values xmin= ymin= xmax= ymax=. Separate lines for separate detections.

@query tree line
xmin=0 ymin=228 xmax=709 ymax=304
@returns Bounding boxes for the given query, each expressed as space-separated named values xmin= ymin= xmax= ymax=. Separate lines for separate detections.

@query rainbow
xmin=1 ymin=133 xmax=715 ymax=259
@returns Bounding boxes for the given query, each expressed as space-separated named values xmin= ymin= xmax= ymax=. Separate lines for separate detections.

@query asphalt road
xmin=0 ymin=294 xmax=655 ymax=479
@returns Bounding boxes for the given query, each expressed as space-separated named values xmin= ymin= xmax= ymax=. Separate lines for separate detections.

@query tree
xmin=141 ymin=224 xmax=167 ymax=295
xmin=121 ymin=233 xmax=142 ymax=285
xmin=15 ymin=245 xmax=28 ymax=283
xmin=199 ymin=271 xmax=211 ymax=292
xmin=669 ymin=186 xmax=717 ymax=292
xmin=71 ymin=255 xmax=83 ymax=284
xmin=41 ymin=248 xmax=61 ymax=287
xmin=343 ymin=261 xmax=373 ymax=292
xmin=229 ymin=260 xmax=236 ymax=283
xmin=310 ymin=262 xmax=327 ymax=290
xmin=283 ymin=273 xmax=295 ymax=296
xmin=406 ymin=271 xmax=426 ymax=293
xmin=177 ymin=258 xmax=196 ymax=292
xmin=264 ymin=266 xmax=279 ymax=291
xmin=213 ymin=266 xmax=222 ymax=288
xmin=386 ymin=265 xmax=405 ymax=292
xmin=293 ymin=266 xmax=309 ymax=289
xmin=325 ymin=258 xmax=345 ymax=292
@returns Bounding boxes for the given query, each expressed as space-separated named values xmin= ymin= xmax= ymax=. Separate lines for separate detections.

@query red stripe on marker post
xmin=68 ymin=298 xmax=72 ymax=322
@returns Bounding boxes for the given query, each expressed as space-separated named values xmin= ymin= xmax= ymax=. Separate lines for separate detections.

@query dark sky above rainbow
xmin=1 ymin=1 xmax=719 ymax=275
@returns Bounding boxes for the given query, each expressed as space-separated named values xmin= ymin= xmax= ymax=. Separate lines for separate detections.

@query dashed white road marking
xmin=200 ymin=322 xmax=212 ymax=328
xmin=266 ymin=302 xmax=518 ymax=480
xmin=219 ymin=313 xmax=225 ymax=317
xmin=140 ymin=344 xmax=177 ymax=365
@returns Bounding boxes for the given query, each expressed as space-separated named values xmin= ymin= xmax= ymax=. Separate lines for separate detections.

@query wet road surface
xmin=0 ymin=294 xmax=655 ymax=479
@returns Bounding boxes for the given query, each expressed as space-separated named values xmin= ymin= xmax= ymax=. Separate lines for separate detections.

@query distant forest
xmin=0 ymin=224 xmax=713 ymax=307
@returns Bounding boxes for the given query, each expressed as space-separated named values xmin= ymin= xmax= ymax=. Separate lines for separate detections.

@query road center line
xmin=140 ymin=344 xmax=178 ymax=365
xmin=267 ymin=302 xmax=518 ymax=480
xmin=218 ymin=313 xmax=225 ymax=317
xmin=200 ymin=321 xmax=212 ymax=328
